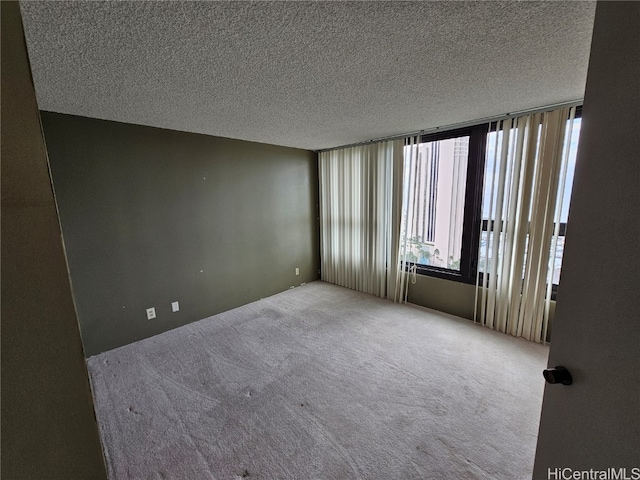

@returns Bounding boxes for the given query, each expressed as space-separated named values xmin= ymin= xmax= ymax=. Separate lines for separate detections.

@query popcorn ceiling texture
xmin=21 ymin=1 xmax=595 ymax=151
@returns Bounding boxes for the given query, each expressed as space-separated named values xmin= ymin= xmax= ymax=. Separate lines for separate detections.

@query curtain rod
xmin=316 ymin=99 xmax=583 ymax=153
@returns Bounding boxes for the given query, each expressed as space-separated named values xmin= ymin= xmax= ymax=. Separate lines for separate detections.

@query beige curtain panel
xmin=318 ymin=140 xmax=404 ymax=299
xmin=475 ymin=106 xmax=578 ymax=343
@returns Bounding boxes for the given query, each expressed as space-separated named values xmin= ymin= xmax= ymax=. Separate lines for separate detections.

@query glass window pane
xmin=551 ymin=236 xmax=565 ymax=285
xmin=403 ymin=136 xmax=469 ymax=270
xmin=480 ymin=117 xmax=581 ymax=287
xmin=557 ymin=118 xmax=581 ymax=224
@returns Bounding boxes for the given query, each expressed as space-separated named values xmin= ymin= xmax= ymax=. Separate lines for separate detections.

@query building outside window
xmin=403 ymin=112 xmax=580 ymax=290
xmin=403 ymin=136 xmax=469 ymax=270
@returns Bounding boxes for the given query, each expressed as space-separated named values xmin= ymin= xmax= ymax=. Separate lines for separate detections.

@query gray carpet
xmin=87 ymin=281 xmax=549 ymax=480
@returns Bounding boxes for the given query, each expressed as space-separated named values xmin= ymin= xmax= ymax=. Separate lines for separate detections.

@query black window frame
xmin=407 ymin=124 xmax=488 ymax=285
xmin=410 ymin=107 xmax=581 ymax=295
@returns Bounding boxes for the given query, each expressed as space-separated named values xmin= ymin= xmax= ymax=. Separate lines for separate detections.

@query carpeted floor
xmin=87 ymin=281 xmax=549 ymax=480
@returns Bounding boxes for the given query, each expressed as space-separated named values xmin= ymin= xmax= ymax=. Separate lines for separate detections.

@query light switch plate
xmin=171 ymin=301 xmax=179 ymax=312
xmin=146 ymin=307 xmax=156 ymax=320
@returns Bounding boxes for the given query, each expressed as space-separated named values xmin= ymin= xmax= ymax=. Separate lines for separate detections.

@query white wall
xmin=533 ymin=2 xmax=640 ymax=476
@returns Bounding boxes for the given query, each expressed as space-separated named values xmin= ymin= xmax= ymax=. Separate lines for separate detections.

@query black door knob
xmin=543 ymin=366 xmax=572 ymax=385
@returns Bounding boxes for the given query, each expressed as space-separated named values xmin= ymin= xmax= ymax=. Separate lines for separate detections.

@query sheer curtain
xmin=393 ymin=136 xmax=420 ymax=303
xmin=318 ymin=140 xmax=403 ymax=298
xmin=475 ymin=106 xmax=577 ymax=343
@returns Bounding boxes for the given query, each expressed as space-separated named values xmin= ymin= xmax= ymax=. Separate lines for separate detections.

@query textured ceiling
xmin=20 ymin=1 xmax=595 ymax=151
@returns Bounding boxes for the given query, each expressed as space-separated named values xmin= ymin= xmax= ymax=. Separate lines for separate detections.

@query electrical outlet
xmin=295 ymin=267 xmax=300 ymax=275
xmin=171 ymin=301 xmax=179 ymax=312
xmin=146 ymin=307 xmax=156 ymax=320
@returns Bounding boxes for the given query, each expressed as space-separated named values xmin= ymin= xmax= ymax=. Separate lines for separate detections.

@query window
xmin=406 ymin=109 xmax=580 ymax=289
xmin=551 ymin=116 xmax=580 ymax=285
xmin=403 ymin=125 xmax=487 ymax=283
xmin=478 ymin=115 xmax=581 ymax=290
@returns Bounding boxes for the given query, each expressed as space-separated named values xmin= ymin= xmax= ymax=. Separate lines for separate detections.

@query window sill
xmin=411 ymin=264 xmax=560 ymax=300
xmin=412 ymin=264 xmax=476 ymax=285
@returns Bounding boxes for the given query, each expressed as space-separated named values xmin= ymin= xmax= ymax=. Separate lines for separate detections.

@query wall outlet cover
xmin=146 ymin=307 xmax=156 ymax=320
xmin=171 ymin=301 xmax=179 ymax=312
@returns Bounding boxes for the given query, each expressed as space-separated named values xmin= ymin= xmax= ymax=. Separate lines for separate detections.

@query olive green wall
xmin=1 ymin=3 xmax=107 ymax=478
xmin=407 ymin=274 xmax=556 ymax=336
xmin=407 ymin=275 xmax=477 ymax=321
xmin=41 ymin=112 xmax=319 ymax=357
